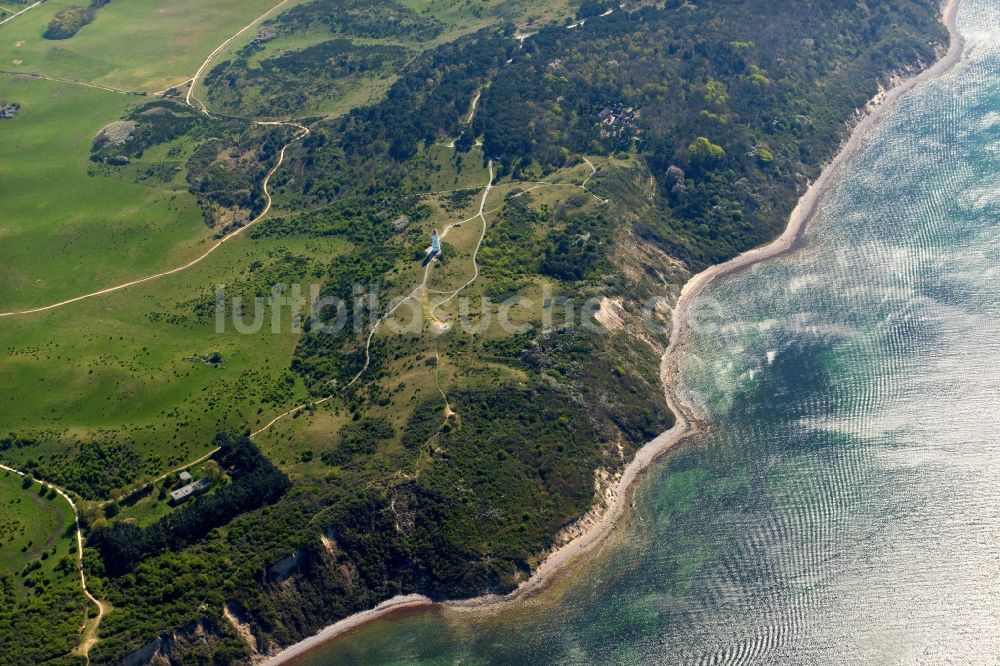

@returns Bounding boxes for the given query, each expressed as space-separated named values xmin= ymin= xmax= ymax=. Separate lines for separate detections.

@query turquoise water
xmin=300 ymin=1 xmax=1000 ymax=662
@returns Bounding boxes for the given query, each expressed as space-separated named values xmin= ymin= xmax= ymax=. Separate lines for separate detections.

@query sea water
xmin=297 ymin=1 xmax=1000 ymax=662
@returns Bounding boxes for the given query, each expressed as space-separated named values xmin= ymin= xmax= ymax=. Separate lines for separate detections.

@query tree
xmin=687 ymin=136 xmax=725 ymax=169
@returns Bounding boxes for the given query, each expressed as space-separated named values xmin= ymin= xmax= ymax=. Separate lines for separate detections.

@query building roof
xmin=169 ymin=478 xmax=211 ymax=502
xmin=179 ymin=471 xmax=192 ymax=481
xmin=170 ymin=485 xmax=195 ymax=502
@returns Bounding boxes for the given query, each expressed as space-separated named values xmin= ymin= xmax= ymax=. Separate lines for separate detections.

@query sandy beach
xmin=263 ymin=1 xmax=965 ymax=662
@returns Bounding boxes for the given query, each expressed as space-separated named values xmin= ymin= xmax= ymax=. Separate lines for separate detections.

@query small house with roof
xmin=169 ymin=478 xmax=211 ymax=506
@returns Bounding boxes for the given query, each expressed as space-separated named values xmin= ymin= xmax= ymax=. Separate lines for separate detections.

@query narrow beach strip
xmin=262 ymin=1 xmax=965 ymax=661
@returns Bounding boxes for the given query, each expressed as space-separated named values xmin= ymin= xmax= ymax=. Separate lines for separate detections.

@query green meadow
xmin=0 ymin=76 xmax=210 ymax=310
xmin=0 ymin=230 xmax=348 ymax=482
xmin=0 ymin=0 xmax=296 ymax=91
xmin=0 ymin=470 xmax=73 ymax=577
xmin=195 ymin=0 xmax=573 ymax=119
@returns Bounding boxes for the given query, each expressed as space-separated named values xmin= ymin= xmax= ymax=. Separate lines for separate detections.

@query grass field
xmin=0 ymin=0 xmax=300 ymax=91
xmin=0 ymin=231 xmax=349 ymax=485
xmin=0 ymin=76 xmax=213 ymax=310
xmin=0 ymin=470 xmax=73 ymax=577
xmin=195 ymin=0 xmax=574 ymax=119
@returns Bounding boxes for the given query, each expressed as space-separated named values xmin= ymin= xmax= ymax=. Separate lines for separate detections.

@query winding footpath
xmin=252 ymin=160 xmax=496 ymax=436
xmin=0 ymin=0 xmax=305 ymax=319
xmin=0 ymin=70 xmax=141 ymax=95
xmin=184 ymin=0 xmax=298 ymax=113
xmin=0 ymin=462 xmax=108 ymax=661
xmin=0 ymin=0 xmax=312 ymax=656
xmin=263 ymin=1 xmax=966 ymax=662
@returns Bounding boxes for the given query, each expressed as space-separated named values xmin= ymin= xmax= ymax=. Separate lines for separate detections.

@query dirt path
xmin=185 ymin=0 xmax=299 ymax=112
xmin=580 ymin=155 xmax=597 ymax=187
xmin=0 ymin=0 xmax=43 ymax=26
xmin=0 ymin=69 xmax=140 ymax=95
xmin=446 ymin=89 xmax=482 ymax=147
xmin=152 ymin=77 xmax=193 ymax=97
xmin=0 ymin=122 xmax=308 ymax=318
xmin=426 ymin=160 xmax=493 ymax=313
xmin=464 ymin=89 xmax=481 ymax=124
xmin=432 ymin=341 xmax=453 ymax=417
xmin=0 ymin=462 xmax=106 ymax=662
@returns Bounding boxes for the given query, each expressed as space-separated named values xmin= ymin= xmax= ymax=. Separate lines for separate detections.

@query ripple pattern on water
xmin=294 ymin=2 xmax=1000 ymax=663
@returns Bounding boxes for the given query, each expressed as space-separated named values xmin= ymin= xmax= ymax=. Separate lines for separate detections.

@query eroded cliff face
xmin=78 ymin=0 xmax=949 ymax=662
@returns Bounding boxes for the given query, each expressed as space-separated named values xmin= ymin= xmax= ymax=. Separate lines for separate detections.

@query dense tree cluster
xmin=460 ymin=0 xmax=944 ymax=267
xmin=43 ymin=6 xmax=95 ymax=39
xmin=42 ymin=0 xmax=109 ymax=39
xmin=69 ymin=0 xmax=947 ymax=662
xmin=479 ymin=197 xmax=612 ymax=296
xmin=320 ymin=417 xmax=394 ymax=467
xmin=29 ymin=441 xmax=145 ymax=501
xmin=274 ymin=0 xmax=443 ymax=41
xmin=0 ymin=578 xmax=85 ymax=664
xmin=205 ymin=39 xmax=410 ymax=117
xmin=88 ymin=434 xmax=290 ymax=576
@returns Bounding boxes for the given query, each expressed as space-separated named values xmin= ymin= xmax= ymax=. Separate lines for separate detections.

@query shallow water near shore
xmin=293 ymin=1 xmax=1000 ymax=662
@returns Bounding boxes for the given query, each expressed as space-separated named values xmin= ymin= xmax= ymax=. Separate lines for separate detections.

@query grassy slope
xmin=0 ymin=232 xmax=348 ymax=475
xmin=0 ymin=0 xmax=294 ymax=91
xmin=0 ymin=76 xmax=211 ymax=309
xmin=196 ymin=0 xmax=573 ymax=120
xmin=0 ymin=471 xmax=72 ymax=575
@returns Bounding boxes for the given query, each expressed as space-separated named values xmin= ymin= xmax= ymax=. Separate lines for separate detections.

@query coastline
xmin=262 ymin=1 xmax=965 ymax=662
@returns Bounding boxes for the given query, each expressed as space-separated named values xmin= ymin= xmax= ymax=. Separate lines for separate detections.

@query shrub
xmin=43 ymin=6 xmax=95 ymax=40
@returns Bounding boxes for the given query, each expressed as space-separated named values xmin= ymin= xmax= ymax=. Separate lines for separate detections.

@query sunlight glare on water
xmin=296 ymin=1 xmax=1000 ymax=662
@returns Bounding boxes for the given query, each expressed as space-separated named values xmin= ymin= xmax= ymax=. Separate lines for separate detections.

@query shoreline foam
xmin=263 ymin=1 xmax=965 ymax=661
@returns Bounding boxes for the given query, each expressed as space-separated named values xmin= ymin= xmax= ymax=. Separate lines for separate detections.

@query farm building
xmin=169 ymin=478 xmax=211 ymax=506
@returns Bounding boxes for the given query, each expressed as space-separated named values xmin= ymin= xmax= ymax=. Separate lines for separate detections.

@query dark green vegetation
xmin=0 ymin=0 xmax=947 ymax=662
xmin=201 ymin=0 xmax=481 ymax=118
xmin=275 ymin=0 xmax=444 ymax=41
xmin=89 ymin=99 xmax=294 ymax=231
xmin=3 ymin=438 xmax=148 ymax=501
xmin=205 ymin=39 xmax=410 ymax=118
xmin=482 ymin=197 xmax=612 ymax=291
xmin=0 ymin=472 xmax=84 ymax=665
xmin=43 ymin=6 xmax=95 ymax=40
xmin=89 ymin=435 xmax=290 ymax=576
xmin=43 ymin=0 xmax=110 ymax=40
xmin=464 ymin=0 xmax=946 ymax=268
xmin=0 ymin=101 xmax=19 ymax=119
xmin=280 ymin=30 xmax=510 ymax=189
